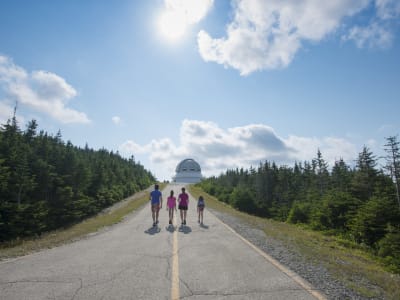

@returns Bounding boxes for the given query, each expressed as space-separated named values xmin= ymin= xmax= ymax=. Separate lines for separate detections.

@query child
xmin=197 ymin=196 xmax=205 ymax=225
xmin=166 ymin=190 xmax=177 ymax=225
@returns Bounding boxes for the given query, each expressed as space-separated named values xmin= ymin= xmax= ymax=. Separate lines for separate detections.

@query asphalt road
xmin=0 ymin=184 xmax=326 ymax=299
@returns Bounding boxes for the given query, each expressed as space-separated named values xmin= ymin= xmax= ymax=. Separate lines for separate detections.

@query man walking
xmin=150 ymin=184 xmax=163 ymax=227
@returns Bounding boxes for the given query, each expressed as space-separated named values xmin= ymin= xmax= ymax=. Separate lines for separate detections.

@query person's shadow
xmin=165 ymin=225 xmax=177 ymax=233
xmin=199 ymin=223 xmax=209 ymax=229
xmin=144 ymin=226 xmax=161 ymax=235
xmin=178 ymin=225 xmax=192 ymax=234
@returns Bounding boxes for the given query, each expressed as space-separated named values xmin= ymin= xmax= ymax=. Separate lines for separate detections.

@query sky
xmin=0 ymin=0 xmax=399 ymax=181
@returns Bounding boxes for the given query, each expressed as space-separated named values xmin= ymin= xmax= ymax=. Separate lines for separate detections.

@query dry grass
xmin=0 ymin=187 xmax=157 ymax=260
xmin=189 ymin=185 xmax=400 ymax=300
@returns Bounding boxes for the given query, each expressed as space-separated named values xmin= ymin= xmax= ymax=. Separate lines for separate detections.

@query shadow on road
xmin=199 ymin=223 xmax=209 ymax=229
xmin=165 ymin=225 xmax=177 ymax=233
xmin=178 ymin=225 xmax=192 ymax=234
xmin=144 ymin=226 xmax=161 ymax=235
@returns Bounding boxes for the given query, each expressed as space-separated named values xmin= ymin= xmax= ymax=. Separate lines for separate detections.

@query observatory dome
xmin=173 ymin=158 xmax=203 ymax=183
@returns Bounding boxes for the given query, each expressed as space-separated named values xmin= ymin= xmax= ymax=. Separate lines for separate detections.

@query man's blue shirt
xmin=150 ymin=190 xmax=162 ymax=205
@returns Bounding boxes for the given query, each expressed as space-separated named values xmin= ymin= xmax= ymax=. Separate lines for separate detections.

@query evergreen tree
xmin=312 ymin=149 xmax=330 ymax=197
xmin=0 ymin=117 xmax=155 ymax=241
xmin=331 ymin=158 xmax=352 ymax=193
xmin=351 ymin=146 xmax=378 ymax=201
xmin=384 ymin=136 xmax=400 ymax=210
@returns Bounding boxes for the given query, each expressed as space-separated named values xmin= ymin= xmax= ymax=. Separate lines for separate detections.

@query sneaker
xmin=183 ymin=220 xmax=186 ymax=225
xmin=156 ymin=220 xmax=159 ymax=224
xmin=198 ymin=219 xmax=200 ymax=223
xmin=153 ymin=222 xmax=156 ymax=227
xmin=169 ymin=220 xmax=172 ymax=225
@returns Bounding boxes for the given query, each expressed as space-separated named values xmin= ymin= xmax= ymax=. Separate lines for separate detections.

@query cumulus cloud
xmin=0 ymin=101 xmax=15 ymax=124
xmin=286 ymin=135 xmax=357 ymax=165
xmin=159 ymin=0 xmax=214 ymax=39
xmin=0 ymin=55 xmax=90 ymax=124
xmin=119 ymin=119 xmax=358 ymax=179
xmin=198 ymin=0 xmax=371 ymax=75
xmin=197 ymin=0 xmax=399 ymax=75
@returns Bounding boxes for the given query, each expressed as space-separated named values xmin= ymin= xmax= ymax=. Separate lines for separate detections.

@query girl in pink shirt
xmin=167 ymin=190 xmax=177 ymax=225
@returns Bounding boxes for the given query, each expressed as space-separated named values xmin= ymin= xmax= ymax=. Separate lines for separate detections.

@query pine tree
xmin=312 ymin=149 xmax=329 ymax=197
xmin=351 ymin=146 xmax=378 ymax=201
xmin=384 ymin=136 xmax=400 ymax=210
xmin=331 ymin=158 xmax=352 ymax=192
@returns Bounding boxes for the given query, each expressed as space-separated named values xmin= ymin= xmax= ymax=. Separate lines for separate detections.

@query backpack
xmin=198 ymin=198 xmax=205 ymax=207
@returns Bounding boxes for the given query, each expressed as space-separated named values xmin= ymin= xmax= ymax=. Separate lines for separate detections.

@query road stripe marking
xmin=212 ymin=211 xmax=327 ymax=300
xmin=171 ymin=214 xmax=180 ymax=300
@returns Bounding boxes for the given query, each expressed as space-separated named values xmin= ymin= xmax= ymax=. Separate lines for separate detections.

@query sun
xmin=158 ymin=10 xmax=188 ymax=41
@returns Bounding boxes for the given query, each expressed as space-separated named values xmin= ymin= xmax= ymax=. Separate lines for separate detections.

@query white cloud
xmin=159 ymin=0 xmax=214 ymax=40
xmin=197 ymin=0 xmax=400 ymax=75
xmin=119 ymin=119 xmax=359 ymax=180
xmin=120 ymin=140 xmax=150 ymax=154
xmin=342 ymin=0 xmax=400 ymax=49
xmin=0 ymin=101 xmax=14 ymax=124
xmin=198 ymin=0 xmax=370 ymax=75
xmin=344 ymin=22 xmax=393 ymax=49
xmin=112 ymin=116 xmax=121 ymax=125
xmin=286 ymin=135 xmax=357 ymax=166
xmin=375 ymin=0 xmax=400 ymax=20
xmin=0 ymin=55 xmax=90 ymax=124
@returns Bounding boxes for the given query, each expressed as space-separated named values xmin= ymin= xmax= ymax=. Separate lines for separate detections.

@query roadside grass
xmin=189 ymin=185 xmax=400 ymax=300
xmin=0 ymin=185 xmax=160 ymax=261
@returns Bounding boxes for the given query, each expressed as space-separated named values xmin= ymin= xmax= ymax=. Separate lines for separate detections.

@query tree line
xmin=197 ymin=139 xmax=400 ymax=273
xmin=0 ymin=115 xmax=155 ymax=242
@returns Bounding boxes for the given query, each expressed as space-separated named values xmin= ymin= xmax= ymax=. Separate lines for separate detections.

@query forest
xmin=197 ymin=139 xmax=400 ymax=273
xmin=0 ymin=115 xmax=155 ymax=242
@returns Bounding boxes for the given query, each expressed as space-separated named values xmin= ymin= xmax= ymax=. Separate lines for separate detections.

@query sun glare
xmin=158 ymin=11 xmax=187 ymax=41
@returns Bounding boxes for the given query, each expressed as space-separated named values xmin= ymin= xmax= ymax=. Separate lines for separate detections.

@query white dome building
xmin=173 ymin=158 xmax=203 ymax=183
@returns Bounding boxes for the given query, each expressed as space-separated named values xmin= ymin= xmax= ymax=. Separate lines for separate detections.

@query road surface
xmin=0 ymin=184 xmax=326 ymax=299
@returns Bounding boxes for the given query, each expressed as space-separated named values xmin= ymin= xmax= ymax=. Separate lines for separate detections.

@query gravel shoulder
xmin=208 ymin=207 xmax=373 ymax=300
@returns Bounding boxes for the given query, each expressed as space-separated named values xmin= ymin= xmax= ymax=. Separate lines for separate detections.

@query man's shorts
xmin=178 ymin=205 xmax=188 ymax=210
xmin=151 ymin=204 xmax=160 ymax=212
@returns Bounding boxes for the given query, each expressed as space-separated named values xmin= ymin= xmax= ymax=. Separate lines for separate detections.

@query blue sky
xmin=1 ymin=0 xmax=399 ymax=181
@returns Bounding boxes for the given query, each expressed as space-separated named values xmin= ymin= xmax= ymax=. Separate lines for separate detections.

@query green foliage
xmin=231 ymin=186 xmax=258 ymax=214
xmin=310 ymin=192 xmax=361 ymax=231
xmin=197 ymin=146 xmax=400 ymax=273
xmin=350 ymin=196 xmax=399 ymax=246
xmin=378 ymin=226 xmax=400 ymax=273
xmin=0 ymin=118 xmax=155 ymax=242
xmin=287 ymin=202 xmax=311 ymax=224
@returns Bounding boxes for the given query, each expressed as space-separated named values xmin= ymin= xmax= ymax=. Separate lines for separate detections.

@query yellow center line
xmin=171 ymin=214 xmax=180 ymax=300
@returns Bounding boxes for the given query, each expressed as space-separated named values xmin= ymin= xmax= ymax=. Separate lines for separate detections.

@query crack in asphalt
xmin=179 ymin=287 xmax=314 ymax=299
xmin=70 ymin=278 xmax=83 ymax=300
xmin=77 ymin=254 xmax=171 ymax=298
xmin=175 ymin=280 xmax=307 ymax=298
xmin=179 ymin=278 xmax=194 ymax=296
xmin=0 ymin=279 xmax=78 ymax=285
xmin=0 ymin=278 xmax=83 ymax=300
